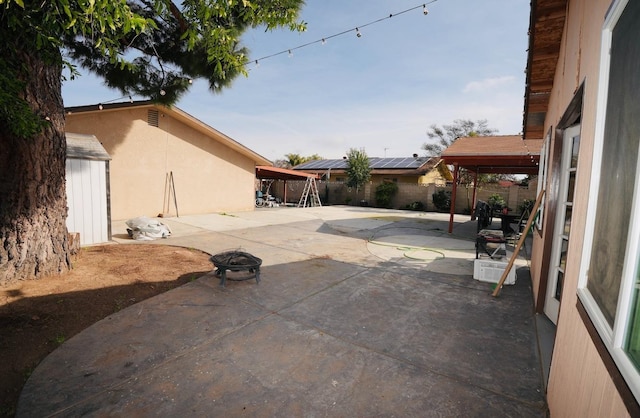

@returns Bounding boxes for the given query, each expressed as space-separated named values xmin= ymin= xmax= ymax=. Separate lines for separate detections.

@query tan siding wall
xmin=66 ymin=107 xmax=256 ymax=220
xmin=548 ymin=307 xmax=628 ymax=417
xmin=531 ymin=0 xmax=631 ymax=416
xmin=529 ymin=234 xmax=544 ymax=303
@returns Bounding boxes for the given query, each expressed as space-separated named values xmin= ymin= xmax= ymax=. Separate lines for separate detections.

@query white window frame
xmin=577 ymin=0 xmax=640 ymax=401
xmin=535 ymin=130 xmax=550 ymax=231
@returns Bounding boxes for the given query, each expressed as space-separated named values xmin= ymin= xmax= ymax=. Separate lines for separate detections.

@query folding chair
xmin=475 ymin=200 xmax=508 ymax=259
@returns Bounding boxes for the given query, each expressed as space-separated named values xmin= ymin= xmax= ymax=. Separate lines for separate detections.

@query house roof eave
xmin=522 ymin=0 xmax=568 ymax=140
xmin=65 ymin=101 xmax=272 ymax=166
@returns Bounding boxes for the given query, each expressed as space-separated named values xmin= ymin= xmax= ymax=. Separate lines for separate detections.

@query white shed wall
xmin=66 ymin=158 xmax=109 ymax=245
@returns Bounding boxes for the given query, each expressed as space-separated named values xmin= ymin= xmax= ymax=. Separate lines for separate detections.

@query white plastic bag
xmin=125 ymin=216 xmax=172 ymax=240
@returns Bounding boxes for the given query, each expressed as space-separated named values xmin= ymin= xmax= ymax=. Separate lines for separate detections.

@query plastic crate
xmin=473 ymin=258 xmax=516 ymax=285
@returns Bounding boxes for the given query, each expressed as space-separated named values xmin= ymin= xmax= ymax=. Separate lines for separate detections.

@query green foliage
xmin=487 ymin=194 xmax=506 ymax=211
xmin=284 ymin=153 xmax=322 ymax=168
xmin=375 ymin=182 xmax=398 ymax=208
xmin=0 ymin=62 xmax=45 ymax=138
xmin=518 ymin=198 xmax=534 ymax=214
xmin=285 ymin=153 xmax=306 ymax=167
xmin=52 ymin=334 xmax=66 ymax=345
xmin=0 ymin=0 xmax=307 ymax=125
xmin=1 ymin=0 xmax=151 ymax=62
xmin=404 ymin=201 xmax=425 ymax=211
xmin=345 ymin=148 xmax=371 ymax=191
xmin=432 ymin=190 xmax=451 ymax=212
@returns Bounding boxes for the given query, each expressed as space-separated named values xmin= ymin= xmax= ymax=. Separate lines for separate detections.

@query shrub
xmin=432 ymin=190 xmax=451 ymax=212
xmin=488 ymin=193 xmax=506 ymax=211
xmin=518 ymin=199 xmax=535 ymax=214
xmin=405 ymin=201 xmax=425 ymax=211
xmin=375 ymin=182 xmax=398 ymax=208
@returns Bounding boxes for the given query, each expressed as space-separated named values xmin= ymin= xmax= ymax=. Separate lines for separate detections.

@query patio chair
xmin=475 ymin=200 xmax=507 ymax=259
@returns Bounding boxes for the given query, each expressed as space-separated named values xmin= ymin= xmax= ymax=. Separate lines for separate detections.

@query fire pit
xmin=209 ymin=251 xmax=262 ymax=287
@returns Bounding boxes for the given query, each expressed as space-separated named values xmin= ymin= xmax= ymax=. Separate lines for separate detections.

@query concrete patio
xmin=18 ymin=206 xmax=548 ymax=417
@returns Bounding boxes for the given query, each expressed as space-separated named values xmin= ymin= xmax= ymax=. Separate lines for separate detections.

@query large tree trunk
xmin=0 ymin=43 xmax=71 ymax=285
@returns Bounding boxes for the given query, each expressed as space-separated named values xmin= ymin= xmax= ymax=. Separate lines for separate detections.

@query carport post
xmin=284 ymin=180 xmax=287 ymax=204
xmin=448 ymin=163 xmax=459 ymax=233
xmin=470 ymin=170 xmax=478 ymax=220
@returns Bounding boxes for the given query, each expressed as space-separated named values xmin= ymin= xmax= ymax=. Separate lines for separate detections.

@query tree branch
xmin=169 ymin=1 xmax=189 ymax=34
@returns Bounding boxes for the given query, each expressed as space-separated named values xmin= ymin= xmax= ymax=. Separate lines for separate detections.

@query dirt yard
xmin=0 ymin=244 xmax=213 ymax=417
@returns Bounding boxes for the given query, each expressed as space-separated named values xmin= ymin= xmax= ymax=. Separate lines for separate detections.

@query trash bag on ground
xmin=125 ymin=216 xmax=172 ymax=240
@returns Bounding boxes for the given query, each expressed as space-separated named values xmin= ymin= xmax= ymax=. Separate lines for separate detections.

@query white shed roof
xmin=66 ymin=133 xmax=111 ymax=161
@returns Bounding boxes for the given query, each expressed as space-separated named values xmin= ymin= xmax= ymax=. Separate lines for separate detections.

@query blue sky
xmin=62 ymin=0 xmax=531 ymax=162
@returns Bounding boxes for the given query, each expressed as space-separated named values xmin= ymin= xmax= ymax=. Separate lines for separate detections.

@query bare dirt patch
xmin=0 ymin=244 xmax=213 ymax=417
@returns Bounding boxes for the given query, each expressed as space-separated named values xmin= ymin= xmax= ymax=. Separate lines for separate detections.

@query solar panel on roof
xmin=388 ymin=158 xmax=404 ymax=168
xmin=378 ymin=159 xmax=391 ymax=168
xmin=294 ymin=159 xmax=347 ymax=170
xmin=370 ymin=159 xmax=385 ymax=169
xmin=369 ymin=157 xmax=425 ymax=169
xmin=294 ymin=157 xmax=428 ymax=170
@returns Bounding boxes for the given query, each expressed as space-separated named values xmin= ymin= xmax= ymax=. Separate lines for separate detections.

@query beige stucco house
xmin=525 ymin=0 xmax=640 ymax=416
xmin=65 ymin=101 xmax=270 ymax=221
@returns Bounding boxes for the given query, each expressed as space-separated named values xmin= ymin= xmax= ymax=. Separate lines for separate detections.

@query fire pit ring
xmin=209 ymin=251 xmax=262 ymax=287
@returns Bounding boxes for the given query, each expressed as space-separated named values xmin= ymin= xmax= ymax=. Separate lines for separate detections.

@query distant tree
xmin=422 ymin=118 xmax=507 ymax=188
xmin=481 ymin=173 xmax=516 ymax=184
xmin=282 ymin=153 xmax=322 ymax=168
xmin=273 ymin=159 xmax=290 ymax=168
xmin=345 ymin=148 xmax=371 ymax=191
xmin=285 ymin=153 xmax=306 ymax=167
xmin=422 ymin=119 xmax=498 ymax=157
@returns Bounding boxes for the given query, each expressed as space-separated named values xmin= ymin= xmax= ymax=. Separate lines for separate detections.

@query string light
xmin=521 ymin=137 xmax=538 ymax=168
xmin=85 ymin=94 xmax=140 ymax=111
xmin=83 ymin=1 xmax=437 ymax=110
xmin=249 ymin=1 xmax=436 ymax=66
